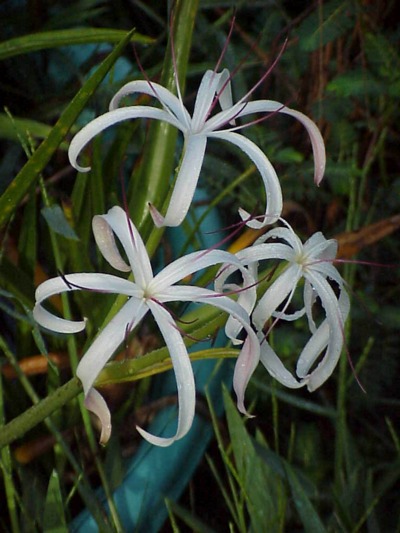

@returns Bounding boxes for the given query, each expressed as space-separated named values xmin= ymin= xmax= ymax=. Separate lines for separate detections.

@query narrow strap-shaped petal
xmin=191 ymin=70 xmax=230 ymax=132
xmin=234 ymin=100 xmax=326 ymax=185
xmin=303 ymin=281 xmax=318 ymax=333
xmin=253 ymin=265 xmax=302 ymax=330
xmin=304 ymin=231 xmax=337 ymax=260
xmin=109 ymin=80 xmax=191 ymax=128
xmin=215 ymin=69 xmax=234 ymax=119
xmin=92 ymin=215 xmax=131 ymax=272
xmin=33 ymin=305 xmax=86 ymax=334
xmin=152 ymin=247 xmax=252 ymax=292
xmin=34 ymin=273 xmax=139 ymax=333
xmin=209 ymin=130 xmax=283 ymax=228
xmin=150 ymin=134 xmax=208 ymax=227
xmin=298 ymin=272 xmax=350 ymax=391
xmin=159 ymin=282 xmax=255 ymax=345
xmin=254 ymin=225 xmax=303 ymax=254
xmin=296 ymin=320 xmax=330 ymax=381
xmin=233 ymin=334 xmax=259 ymax=416
xmin=235 ymin=241 xmax=296 ymax=265
xmin=84 ymin=388 xmax=112 ymax=445
xmin=100 ymin=206 xmax=153 ymax=287
xmin=137 ymin=301 xmax=196 ymax=447
xmin=69 ymin=106 xmax=183 ymax=172
xmin=259 ymin=336 xmax=306 ymax=389
xmin=155 ymin=284 xmax=260 ymax=416
xmin=77 ymin=297 xmax=148 ymax=395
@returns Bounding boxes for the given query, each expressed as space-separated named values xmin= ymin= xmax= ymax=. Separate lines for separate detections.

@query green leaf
xmin=223 ymin=388 xmax=286 ymax=532
xmin=0 ymin=28 xmax=153 ymax=61
xmin=165 ymin=498 xmax=218 ymax=533
xmin=0 ymin=29 xmax=135 ymax=229
xmin=327 ymin=70 xmax=382 ymax=98
xmin=42 ymin=205 xmax=79 ymax=241
xmin=0 ymin=113 xmax=69 ymax=149
xmin=43 ymin=470 xmax=68 ymax=533
xmin=298 ymin=1 xmax=355 ymax=52
xmin=284 ymin=462 xmax=327 ymax=533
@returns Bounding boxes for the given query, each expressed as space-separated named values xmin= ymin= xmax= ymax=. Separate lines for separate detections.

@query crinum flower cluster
xmin=34 ymin=43 xmax=349 ymax=447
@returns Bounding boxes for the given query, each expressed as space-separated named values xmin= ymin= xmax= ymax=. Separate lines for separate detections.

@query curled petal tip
xmin=84 ymin=388 xmax=112 ymax=445
xmin=99 ymin=422 xmax=112 ymax=446
xmin=236 ymin=398 xmax=255 ymax=418
xmin=314 ymin=161 xmax=326 ymax=186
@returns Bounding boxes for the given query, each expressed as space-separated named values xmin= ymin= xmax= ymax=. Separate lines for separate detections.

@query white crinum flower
xmin=217 ymin=222 xmax=350 ymax=392
xmin=33 ymin=206 xmax=259 ymax=447
xmin=69 ymin=68 xmax=325 ymax=228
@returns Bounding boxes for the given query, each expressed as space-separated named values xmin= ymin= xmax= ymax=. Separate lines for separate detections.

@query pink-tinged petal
xmin=92 ymin=215 xmax=131 ymax=272
xmin=235 ymin=100 xmax=326 ymax=185
xmin=34 ymin=273 xmax=138 ymax=333
xmin=151 ymin=135 xmax=208 ymax=227
xmin=109 ymin=80 xmax=191 ymax=128
xmin=100 ymin=206 xmax=153 ymax=287
xmin=158 ymin=284 xmax=260 ymax=417
xmin=209 ymin=130 xmax=283 ymax=228
xmin=259 ymin=337 xmax=306 ymax=389
xmin=148 ymin=203 xmax=165 ymax=228
xmin=137 ymin=301 xmax=196 ymax=447
xmin=69 ymin=106 xmax=183 ymax=173
xmin=233 ymin=331 xmax=260 ymax=416
xmin=84 ymin=388 xmax=112 ymax=445
xmin=77 ymin=298 xmax=148 ymax=395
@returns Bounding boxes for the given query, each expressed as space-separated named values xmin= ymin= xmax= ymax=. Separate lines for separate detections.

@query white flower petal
xmin=236 ymin=241 xmax=296 ymax=265
xmin=304 ymin=232 xmax=337 ymax=260
xmin=235 ymin=100 xmax=326 ymax=185
xmin=253 ymin=265 xmax=302 ymax=330
xmin=209 ymin=130 xmax=283 ymax=228
xmin=233 ymin=333 xmax=260 ymax=416
xmin=215 ymin=69 xmax=235 ymax=119
xmin=157 ymin=283 xmax=260 ymax=415
xmin=259 ymin=337 xmax=306 ymax=389
xmin=77 ymin=297 xmax=148 ymax=395
xmin=34 ymin=273 xmax=138 ymax=333
xmin=136 ymin=301 xmax=196 ymax=447
xmin=298 ymin=272 xmax=350 ymax=390
xmin=84 ymin=388 xmax=112 ymax=445
xmin=109 ymin=80 xmax=191 ymax=128
xmin=100 ymin=206 xmax=153 ymax=287
xmin=191 ymin=70 xmax=229 ymax=132
xmin=92 ymin=215 xmax=131 ymax=272
xmin=153 ymin=248 xmax=251 ymax=291
xmin=151 ymin=134 xmax=208 ymax=227
xmin=33 ymin=304 xmax=86 ymax=334
xmin=68 ymin=106 xmax=183 ymax=172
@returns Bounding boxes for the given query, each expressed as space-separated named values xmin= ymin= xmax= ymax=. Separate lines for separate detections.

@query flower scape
xmin=33 ymin=47 xmax=350 ymax=447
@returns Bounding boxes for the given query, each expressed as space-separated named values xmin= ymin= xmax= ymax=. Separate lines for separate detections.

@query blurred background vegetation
xmin=0 ymin=0 xmax=399 ymax=531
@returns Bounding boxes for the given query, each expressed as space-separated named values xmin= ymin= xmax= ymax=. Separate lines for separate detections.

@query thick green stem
xmin=0 ymin=377 xmax=82 ymax=449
